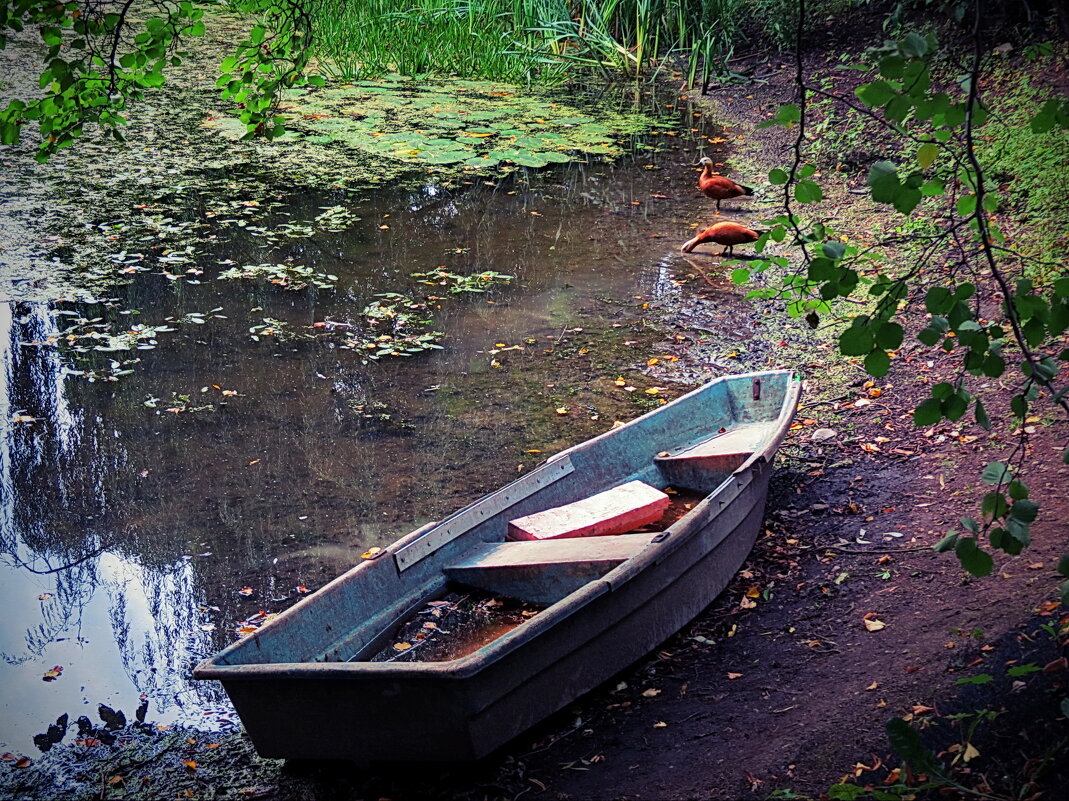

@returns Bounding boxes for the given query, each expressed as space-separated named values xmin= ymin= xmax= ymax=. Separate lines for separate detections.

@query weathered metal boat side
xmin=193 ymin=370 xmax=801 ymax=761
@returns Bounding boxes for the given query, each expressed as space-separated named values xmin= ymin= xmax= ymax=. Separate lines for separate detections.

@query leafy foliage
xmin=0 ymin=0 xmax=320 ymax=160
xmin=744 ymin=17 xmax=1069 ymax=581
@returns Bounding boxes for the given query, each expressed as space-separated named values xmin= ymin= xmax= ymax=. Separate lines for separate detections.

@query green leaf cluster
xmin=1 ymin=0 xmax=207 ymax=159
xmin=752 ymin=31 xmax=1069 ymax=586
xmin=933 ymin=464 xmax=1044 ymax=576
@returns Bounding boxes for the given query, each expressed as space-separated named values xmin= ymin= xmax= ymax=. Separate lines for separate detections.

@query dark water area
xmin=0 ymin=94 xmax=754 ymax=753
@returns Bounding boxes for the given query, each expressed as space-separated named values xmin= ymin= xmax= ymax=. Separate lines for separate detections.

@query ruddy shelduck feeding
xmin=680 ymin=221 xmax=761 ymax=255
xmin=697 ymin=156 xmax=754 ymax=213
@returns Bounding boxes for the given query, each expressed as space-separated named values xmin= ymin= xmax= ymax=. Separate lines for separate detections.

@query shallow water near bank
xmin=0 ymin=89 xmax=763 ymax=754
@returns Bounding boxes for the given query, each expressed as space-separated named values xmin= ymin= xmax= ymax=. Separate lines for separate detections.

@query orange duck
xmin=697 ymin=157 xmax=754 ymax=213
xmin=680 ymin=221 xmax=761 ymax=255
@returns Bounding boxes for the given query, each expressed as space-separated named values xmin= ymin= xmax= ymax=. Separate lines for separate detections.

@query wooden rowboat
xmin=194 ymin=370 xmax=801 ymax=761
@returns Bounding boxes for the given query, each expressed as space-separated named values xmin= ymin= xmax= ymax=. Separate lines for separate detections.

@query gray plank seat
xmin=445 ymin=425 xmax=765 ymax=605
xmin=444 ymin=533 xmax=656 ymax=605
xmin=653 ymin=422 xmax=771 ymax=493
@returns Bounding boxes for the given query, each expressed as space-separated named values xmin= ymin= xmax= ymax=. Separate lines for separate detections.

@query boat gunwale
xmin=193 ymin=371 xmax=800 ymax=681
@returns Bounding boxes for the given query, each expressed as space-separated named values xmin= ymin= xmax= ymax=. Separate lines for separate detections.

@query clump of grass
xmin=976 ymin=51 xmax=1069 ymax=274
xmin=306 ymin=0 xmax=752 ymax=85
xmin=308 ymin=0 xmax=564 ymax=84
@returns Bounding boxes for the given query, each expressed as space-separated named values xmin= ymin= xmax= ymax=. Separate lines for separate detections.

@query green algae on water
xmin=206 ymin=77 xmax=655 ymax=172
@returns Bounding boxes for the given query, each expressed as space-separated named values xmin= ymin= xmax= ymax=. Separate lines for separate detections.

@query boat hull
xmin=195 ymin=371 xmax=799 ymax=761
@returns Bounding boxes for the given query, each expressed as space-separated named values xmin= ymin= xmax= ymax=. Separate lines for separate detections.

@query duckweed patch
xmin=248 ymin=318 xmax=313 ymax=343
xmin=218 ymin=261 xmax=339 ymax=291
xmin=210 ymin=203 xmax=362 ymax=244
xmin=21 ymin=307 xmax=231 ymax=382
xmin=409 ymin=268 xmax=515 ymax=293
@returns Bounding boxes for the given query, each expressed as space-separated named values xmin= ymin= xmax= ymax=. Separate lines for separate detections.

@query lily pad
xmin=539 ymin=151 xmax=574 ymax=163
xmin=264 ymin=76 xmax=654 ymax=176
xmin=422 ymin=152 xmax=471 ymax=165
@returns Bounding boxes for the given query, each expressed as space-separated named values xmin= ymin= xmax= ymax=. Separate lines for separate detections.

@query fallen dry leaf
xmin=864 ymin=618 xmax=886 ymax=632
xmin=237 ymin=587 xmax=254 ymax=596
xmin=42 ymin=665 xmax=63 ymax=682
xmin=727 ymin=672 xmax=743 ymax=679
xmin=182 ymin=760 xmax=197 ymax=770
xmin=865 ymin=681 xmax=878 ymax=691
xmin=652 ymin=721 xmax=667 ymax=728
xmin=641 ymin=688 xmax=661 ymax=698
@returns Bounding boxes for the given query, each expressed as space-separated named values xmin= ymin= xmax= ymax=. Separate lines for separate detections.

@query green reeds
xmin=307 ymin=0 xmax=745 ymax=86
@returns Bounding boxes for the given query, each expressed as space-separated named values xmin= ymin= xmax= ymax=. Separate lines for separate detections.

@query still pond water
xmin=0 ymin=98 xmax=758 ymax=753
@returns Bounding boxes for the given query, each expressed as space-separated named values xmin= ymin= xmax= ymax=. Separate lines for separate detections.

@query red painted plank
xmin=507 ymin=480 xmax=670 ymax=541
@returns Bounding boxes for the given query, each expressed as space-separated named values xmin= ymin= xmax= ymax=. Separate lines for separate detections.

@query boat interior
xmin=203 ymin=373 xmax=796 ymax=669
xmin=336 ymin=417 xmax=779 ymax=663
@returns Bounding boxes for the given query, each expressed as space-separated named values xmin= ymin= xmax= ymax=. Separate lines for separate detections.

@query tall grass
xmin=306 ymin=0 xmax=748 ymax=85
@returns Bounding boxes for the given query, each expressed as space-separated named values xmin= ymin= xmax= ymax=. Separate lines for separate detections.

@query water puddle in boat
xmin=0 ymin=87 xmax=760 ymax=752
xmin=363 ymin=486 xmax=708 ymax=664
xmin=367 ymin=591 xmax=544 ymax=664
xmin=642 ymin=487 xmax=708 ymax=530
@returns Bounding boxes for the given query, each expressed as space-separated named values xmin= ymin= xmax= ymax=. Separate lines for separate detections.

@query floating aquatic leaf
xmin=256 ymin=77 xmax=653 ymax=176
xmin=422 ymin=152 xmax=470 ymax=165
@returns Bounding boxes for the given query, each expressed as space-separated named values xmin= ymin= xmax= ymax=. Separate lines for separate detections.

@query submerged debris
xmin=367 ymin=590 xmax=545 ymax=663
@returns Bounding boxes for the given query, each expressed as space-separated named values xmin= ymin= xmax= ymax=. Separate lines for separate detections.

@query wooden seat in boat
xmin=444 ymin=533 xmax=654 ymax=605
xmin=654 ymin=422 xmax=773 ymax=491
xmin=506 ymin=480 xmax=669 ymax=541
